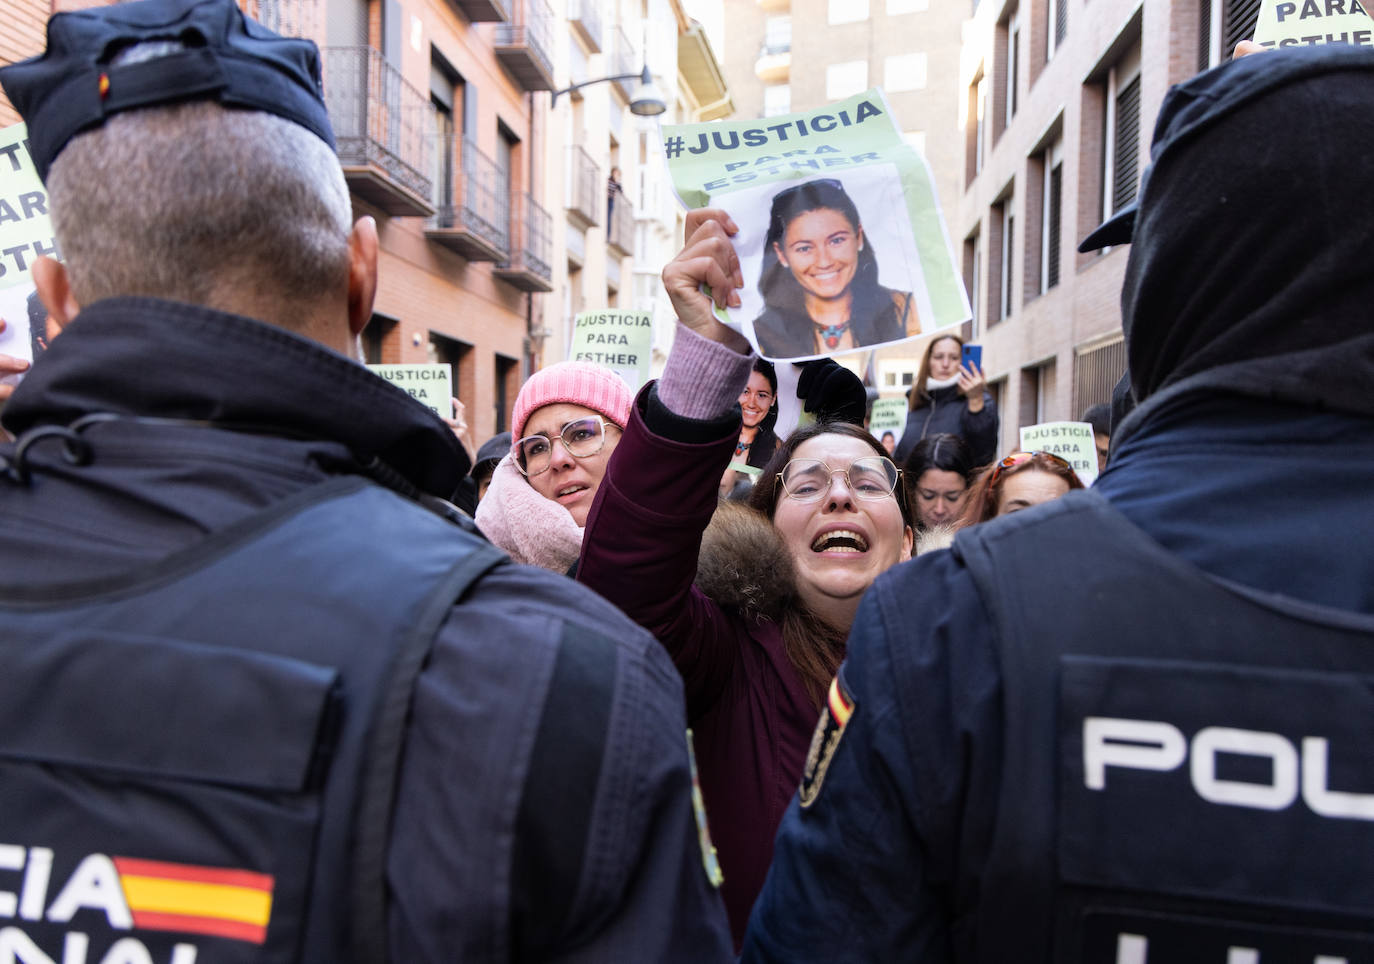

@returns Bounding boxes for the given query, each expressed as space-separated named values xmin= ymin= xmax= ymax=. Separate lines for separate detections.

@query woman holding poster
xmin=578 ymin=208 xmax=914 ymax=947
xmin=753 ymin=179 xmax=918 ymax=358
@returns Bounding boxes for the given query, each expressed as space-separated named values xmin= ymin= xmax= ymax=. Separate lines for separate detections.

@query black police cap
xmin=0 ymin=0 xmax=335 ymax=183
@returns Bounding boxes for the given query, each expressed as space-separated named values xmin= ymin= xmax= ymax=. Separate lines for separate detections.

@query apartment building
xmin=958 ymin=0 xmax=1260 ymax=455
xmin=2 ymin=0 xmax=730 ymax=440
xmin=545 ymin=0 xmax=732 ymax=369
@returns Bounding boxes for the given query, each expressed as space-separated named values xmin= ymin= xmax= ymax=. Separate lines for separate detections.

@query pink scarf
xmin=474 ymin=454 xmax=583 ymax=574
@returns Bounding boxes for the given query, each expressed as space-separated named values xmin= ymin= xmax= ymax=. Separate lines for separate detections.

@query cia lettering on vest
xmin=0 ymin=845 xmax=274 ymax=963
xmin=1084 ymin=717 xmax=1374 ymax=818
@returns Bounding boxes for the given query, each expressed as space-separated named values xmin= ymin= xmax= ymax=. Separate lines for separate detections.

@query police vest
xmin=0 ymin=477 xmax=506 ymax=964
xmin=955 ymin=491 xmax=1374 ymax=964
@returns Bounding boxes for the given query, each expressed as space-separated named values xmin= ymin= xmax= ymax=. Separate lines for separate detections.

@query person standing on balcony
xmin=608 ymin=164 xmax=624 ymax=224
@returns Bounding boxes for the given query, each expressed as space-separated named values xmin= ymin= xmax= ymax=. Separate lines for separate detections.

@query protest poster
xmin=868 ymin=397 xmax=908 ymax=457
xmin=0 ymin=123 xmax=58 ymax=388
xmin=1019 ymin=421 xmax=1098 ymax=486
xmin=1253 ymin=0 xmax=1374 ymax=49
xmin=662 ymin=89 xmax=969 ymax=362
xmin=367 ymin=363 xmax=453 ymax=419
xmin=569 ymin=309 xmax=653 ymax=390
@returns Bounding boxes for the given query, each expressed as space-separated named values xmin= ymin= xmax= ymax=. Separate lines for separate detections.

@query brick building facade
xmin=1 ymin=0 xmax=730 ymax=442
xmin=958 ymin=0 xmax=1260 ymax=455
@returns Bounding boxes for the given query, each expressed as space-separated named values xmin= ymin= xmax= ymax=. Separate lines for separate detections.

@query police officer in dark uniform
xmin=0 ymin=2 xmax=731 ymax=960
xmin=741 ymin=46 xmax=1374 ymax=962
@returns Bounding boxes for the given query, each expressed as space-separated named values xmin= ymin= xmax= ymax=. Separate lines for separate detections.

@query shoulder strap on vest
xmin=349 ymin=528 xmax=508 ymax=964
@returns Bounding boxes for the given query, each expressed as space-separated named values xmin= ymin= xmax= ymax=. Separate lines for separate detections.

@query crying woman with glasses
xmin=753 ymin=178 xmax=919 ymax=359
xmin=576 ymin=208 xmax=914 ymax=949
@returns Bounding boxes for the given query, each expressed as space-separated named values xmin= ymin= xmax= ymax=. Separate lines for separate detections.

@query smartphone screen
xmin=961 ymin=344 xmax=982 ymax=371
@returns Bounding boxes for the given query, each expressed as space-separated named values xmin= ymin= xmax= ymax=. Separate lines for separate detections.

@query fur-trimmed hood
xmin=696 ymin=500 xmax=799 ymax=623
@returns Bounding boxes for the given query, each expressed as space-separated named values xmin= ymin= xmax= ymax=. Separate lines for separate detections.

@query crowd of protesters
xmin=3 ymin=2 xmax=1374 ymax=961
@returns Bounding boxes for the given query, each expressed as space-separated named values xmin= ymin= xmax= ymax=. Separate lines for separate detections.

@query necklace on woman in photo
xmin=733 ymin=438 xmax=752 ymax=460
xmin=815 ymin=320 xmax=851 ymax=350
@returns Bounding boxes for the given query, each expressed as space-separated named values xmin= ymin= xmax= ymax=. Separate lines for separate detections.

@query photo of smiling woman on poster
xmin=753 ymin=178 xmax=920 ymax=358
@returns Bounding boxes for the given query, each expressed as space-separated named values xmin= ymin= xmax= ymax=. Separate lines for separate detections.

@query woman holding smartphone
xmin=893 ymin=333 xmax=998 ymax=467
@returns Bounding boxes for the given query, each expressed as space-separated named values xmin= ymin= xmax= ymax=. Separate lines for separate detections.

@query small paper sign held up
xmin=569 ymin=309 xmax=653 ymax=391
xmin=1018 ymin=421 xmax=1099 ymax=486
xmin=868 ymin=397 xmax=908 ymax=457
xmin=368 ymin=364 xmax=453 ymax=419
xmin=0 ymin=122 xmax=59 ymax=389
xmin=1252 ymin=0 xmax=1374 ymax=50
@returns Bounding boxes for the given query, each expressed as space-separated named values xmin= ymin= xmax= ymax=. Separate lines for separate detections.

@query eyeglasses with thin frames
xmin=776 ymin=456 xmax=901 ymax=503
xmin=515 ymin=416 xmax=615 ymax=477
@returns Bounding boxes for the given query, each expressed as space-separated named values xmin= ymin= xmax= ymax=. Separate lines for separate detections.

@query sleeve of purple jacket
xmin=577 ymin=387 xmax=747 ymax=718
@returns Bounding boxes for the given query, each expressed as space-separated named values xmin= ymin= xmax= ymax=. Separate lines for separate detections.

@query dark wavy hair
xmin=745 ymin=421 xmax=910 ymax=708
xmin=901 ymin=433 xmax=977 ymax=529
xmin=750 ymin=357 xmax=779 ymax=434
xmin=758 ymin=179 xmax=888 ymax=323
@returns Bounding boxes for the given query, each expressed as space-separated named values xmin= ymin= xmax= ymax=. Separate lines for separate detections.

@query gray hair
xmin=46 ymin=99 xmax=352 ymax=324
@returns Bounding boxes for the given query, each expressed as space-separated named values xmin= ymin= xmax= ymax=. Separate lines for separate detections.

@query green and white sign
xmin=868 ymin=396 xmax=907 ymax=455
xmin=368 ymin=363 xmax=453 ymax=419
xmin=662 ymin=89 xmax=968 ymax=362
xmin=569 ymin=309 xmax=653 ymax=390
xmin=1019 ymin=421 xmax=1098 ymax=486
xmin=0 ymin=123 xmax=57 ymax=385
xmin=1253 ymin=0 xmax=1374 ymax=49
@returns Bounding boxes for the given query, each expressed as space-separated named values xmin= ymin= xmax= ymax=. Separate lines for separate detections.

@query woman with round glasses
xmin=753 ymin=178 xmax=918 ymax=359
xmin=963 ymin=450 xmax=1085 ymax=523
xmin=475 ymin=361 xmax=632 ymax=573
xmin=577 ymin=208 xmax=913 ymax=946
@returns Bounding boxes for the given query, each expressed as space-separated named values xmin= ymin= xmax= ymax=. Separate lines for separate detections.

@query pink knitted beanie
xmin=510 ymin=361 xmax=635 ymax=445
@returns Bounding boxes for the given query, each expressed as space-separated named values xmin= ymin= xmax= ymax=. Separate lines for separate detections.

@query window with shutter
xmin=1198 ymin=0 xmax=1214 ymax=70
xmin=1112 ymin=74 xmax=1142 ymax=212
xmin=1055 ymin=0 xmax=1068 ymax=47
xmin=1073 ymin=338 xmax=1126 ymax=414
xmin=1047 ymin=163 xmax=1062 ymax=289
xmin=1223 ymin=0 xmax=1262 ymax=55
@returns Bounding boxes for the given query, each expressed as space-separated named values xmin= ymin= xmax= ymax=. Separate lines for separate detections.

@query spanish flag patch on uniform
xmin=112 ymin=857 xmax=274 ymax=944
xmin=799 ymin=670 xmax=855 ymax=808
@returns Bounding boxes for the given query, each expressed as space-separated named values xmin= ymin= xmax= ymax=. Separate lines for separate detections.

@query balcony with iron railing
xmin=494 ymin=194 xmax=554 ymax=292
xmin=607 ymin=192 xmax=634 ymax=257
xmin=323 ymin=46 xmax=435 ymax=216
xmin=565 ymin=145 xmax=601 ymax=229
xmin=426 ymin=135 xmax=510 ymax=262
xmin=611 ymin=25 xmax=636 ymax=98
xmin=568 ymin=0 xmax=603 ymax=52
xmin=443 ymin=0 xmax=508 ymax=24
xmin=247 ymin=0 xmax=318 ymax=38
xmin=494 ymin=0 xmax=556 ymax=92
xmin=755 ymin=21 xmax=791 ymax=83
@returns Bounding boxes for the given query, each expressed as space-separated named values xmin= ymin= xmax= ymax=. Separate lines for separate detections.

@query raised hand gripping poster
xmin=663 ymin=89 xmax=969 ymax=362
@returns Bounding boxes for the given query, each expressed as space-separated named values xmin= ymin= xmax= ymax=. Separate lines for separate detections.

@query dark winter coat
xmin=579 ymin=387 xmax=823 ymax=947
xmin=752 ymin=287 xmax=914 ymax=359
xmin=893 ymin=382 xmax=999 ymax=466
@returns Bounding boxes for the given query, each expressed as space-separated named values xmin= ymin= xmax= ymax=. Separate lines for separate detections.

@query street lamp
xmin=550 ymin=65 xmax=667 ymax=116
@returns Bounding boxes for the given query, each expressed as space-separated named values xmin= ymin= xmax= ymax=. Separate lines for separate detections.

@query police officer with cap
xmin=742 ymin=43 xmax=1374 ymax=963
xmin=0 ymin=1 xmax=731 ymax=960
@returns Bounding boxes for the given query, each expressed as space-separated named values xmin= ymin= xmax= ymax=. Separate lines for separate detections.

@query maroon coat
xmin=579 ymin=395 xmax=822 ymax=947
